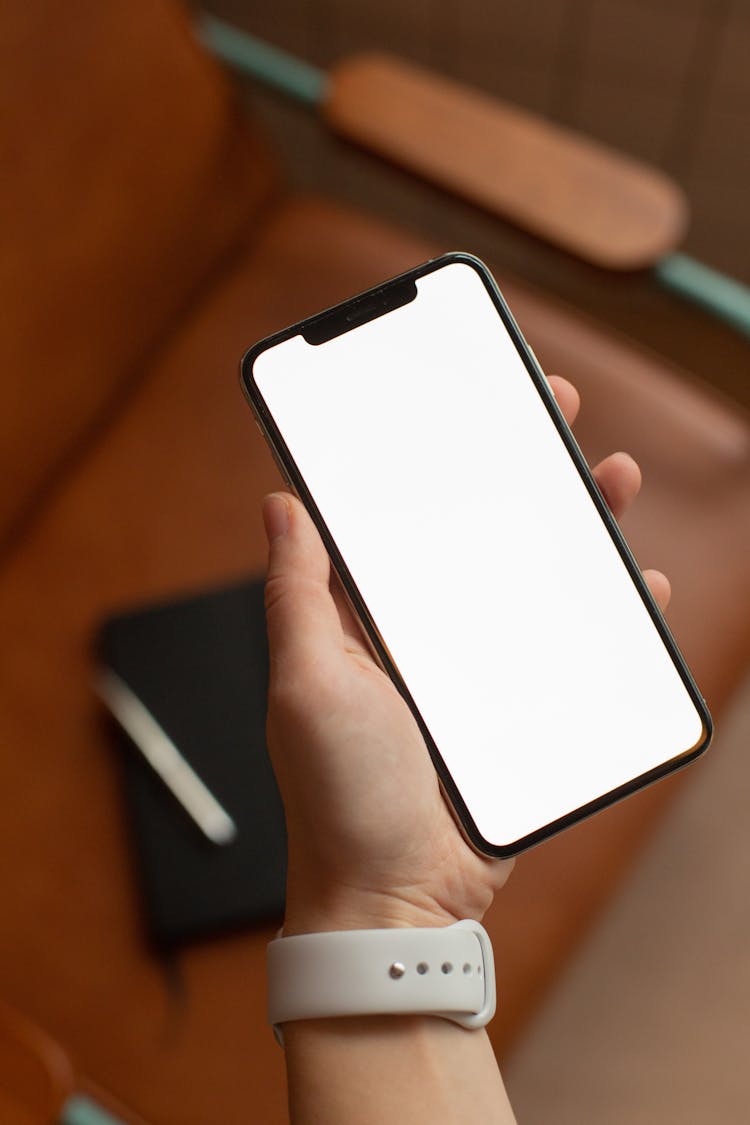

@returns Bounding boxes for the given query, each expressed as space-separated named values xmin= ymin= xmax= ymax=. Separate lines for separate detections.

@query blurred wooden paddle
xmin=200 ymin=15 xmax=750 ymax=337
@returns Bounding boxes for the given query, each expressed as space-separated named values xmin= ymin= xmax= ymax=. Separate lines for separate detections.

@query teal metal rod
xmin=655 ymin=252 xmax=750 ymax=341
xmin=197 ymin=13 xmax=327 ymax=106
xmin=61 ymin=1094 xmax=128 ymax=1125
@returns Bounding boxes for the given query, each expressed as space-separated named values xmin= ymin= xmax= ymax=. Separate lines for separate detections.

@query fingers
xmin=262 ymin=492 xmax=343 ymax=672
xmin=643 ymin=568 xmax=671 ymax=611
xmin=588 ymin=454 xmax=670 ymax=608
xmin=548 ymin=379 xmax=639 ymax=521
xmin=547 ymin=375 xmax=580 ymax=426
xmin=593 ymin=451 xmax=641 ymax=521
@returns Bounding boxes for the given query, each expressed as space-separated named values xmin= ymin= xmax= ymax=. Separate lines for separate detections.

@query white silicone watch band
xmin=267 ymin=919 xmax=495 ymax=1042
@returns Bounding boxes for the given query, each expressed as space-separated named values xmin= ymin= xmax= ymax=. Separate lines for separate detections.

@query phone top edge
xmin=239 ymin=252 xmax=493 ymax=387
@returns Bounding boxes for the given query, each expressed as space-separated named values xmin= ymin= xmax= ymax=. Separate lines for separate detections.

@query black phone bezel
xmin=240 ymin=252 xmax=713 ymax=859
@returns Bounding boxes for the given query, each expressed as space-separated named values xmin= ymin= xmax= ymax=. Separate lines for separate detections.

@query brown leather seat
xmin=0 ymin=1001 xmax=73 ymax=1125
xmin=1 ymin=4 xmax=748 ymax=1123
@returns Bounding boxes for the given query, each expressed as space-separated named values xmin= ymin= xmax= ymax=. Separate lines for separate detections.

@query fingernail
xmin=262 ymin=494 xmax=290 ymax=543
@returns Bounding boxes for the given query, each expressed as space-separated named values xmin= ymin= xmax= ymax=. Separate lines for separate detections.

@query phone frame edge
xmin=239 ymin=251 xmax=713 ymax=860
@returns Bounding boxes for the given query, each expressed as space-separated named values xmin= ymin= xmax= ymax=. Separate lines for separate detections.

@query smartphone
xmin=241 ymin=253 xmax=712 ymax=858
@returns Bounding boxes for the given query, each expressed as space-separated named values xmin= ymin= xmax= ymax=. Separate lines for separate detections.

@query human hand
xmin=261 ymin=376 xmax=670 ymax=936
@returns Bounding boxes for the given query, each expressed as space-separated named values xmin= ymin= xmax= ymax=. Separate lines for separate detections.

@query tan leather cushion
xmin=0 ymin=0 xmax=275 ymax=541
xmin=0 ymin=197 xmax=747 ymax=1122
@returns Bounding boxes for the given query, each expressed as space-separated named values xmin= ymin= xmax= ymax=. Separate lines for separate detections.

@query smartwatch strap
xmin=267 ymin=918 xmax=495 ymax=1042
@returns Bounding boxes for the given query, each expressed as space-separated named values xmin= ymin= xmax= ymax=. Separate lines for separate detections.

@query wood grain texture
xmin=324 ymin=54 xmax=688 ymax=270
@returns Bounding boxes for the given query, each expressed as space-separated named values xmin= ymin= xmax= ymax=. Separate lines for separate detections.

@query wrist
xmin=282 ymin=883 xmax=463 ymax=937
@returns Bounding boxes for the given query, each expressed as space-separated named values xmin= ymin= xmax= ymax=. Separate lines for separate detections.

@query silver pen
xmin=95 ymin=669 xmax=238 ymax=846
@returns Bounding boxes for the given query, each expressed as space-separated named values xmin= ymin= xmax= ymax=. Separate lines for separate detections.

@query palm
xmin=269 ymin=624 xmax=508 ymax=922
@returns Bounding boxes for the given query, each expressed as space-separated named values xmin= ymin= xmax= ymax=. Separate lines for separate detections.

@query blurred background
xmin=207 ymin=0 xmax=750 ymax=405
xmin=1 ymin=1 xmax=748 ymax=1123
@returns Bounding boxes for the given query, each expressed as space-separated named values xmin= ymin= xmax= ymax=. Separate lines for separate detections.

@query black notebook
xmin=99 ymin=580 xmax=287 ymax=949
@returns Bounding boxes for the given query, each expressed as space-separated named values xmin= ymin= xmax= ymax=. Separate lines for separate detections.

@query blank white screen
xmin=253 ymin=262 xmax=704 ymax=848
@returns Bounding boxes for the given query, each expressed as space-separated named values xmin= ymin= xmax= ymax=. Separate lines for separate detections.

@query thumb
xmin=262 ymin=492 xmax=343 ymax=670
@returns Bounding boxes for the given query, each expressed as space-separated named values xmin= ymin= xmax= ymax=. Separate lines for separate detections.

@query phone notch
xmin=302 ymin=278 xmax=417 ymax=346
